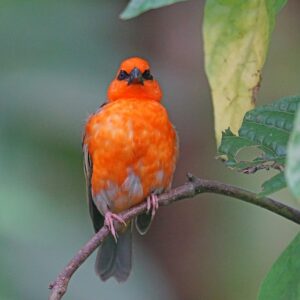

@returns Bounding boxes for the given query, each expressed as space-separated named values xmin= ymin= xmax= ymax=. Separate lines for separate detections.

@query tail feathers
xmin=95 ymin=226 xmax=132 ymax=282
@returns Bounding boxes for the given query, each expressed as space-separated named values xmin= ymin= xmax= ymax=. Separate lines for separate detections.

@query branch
xmin=48 ymin=174 xmax=300 ymax=300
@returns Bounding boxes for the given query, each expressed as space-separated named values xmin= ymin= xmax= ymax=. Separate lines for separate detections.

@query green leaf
xmin=286 ymin=106 xmax=300 ymax=200
xmin=120 ymin=0 xmax=188 ymax=20
xmin=203 ymin=0 xmax=287 ymax=145
xmin=218 ymin=96 xmax=300 ymax=167
xmin=259 ymin=172 xmax=287 ymax=196
xmin=219 ymin=128 xmax=256 ymax=165
xmin=259 ymin=232 xmax=300 ymax=300
xmin=218 ymin=96 xmax=300 ymax=195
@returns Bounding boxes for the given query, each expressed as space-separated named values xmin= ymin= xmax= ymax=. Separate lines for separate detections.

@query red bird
xmin=83 ymin=57 xmax=178 ymax=282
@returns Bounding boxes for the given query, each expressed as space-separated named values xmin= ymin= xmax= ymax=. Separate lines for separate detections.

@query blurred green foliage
xmin=259 ymin=232 xmax=300 ymax=300
xmin=120 ymin=0 xmax=188 ymax=19
xmin=287 ymin=106 xmax=300 ymax=200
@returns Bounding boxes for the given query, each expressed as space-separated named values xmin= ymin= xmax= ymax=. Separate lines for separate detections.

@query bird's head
xmin=107 ymin=57 xmax=162 ymax=102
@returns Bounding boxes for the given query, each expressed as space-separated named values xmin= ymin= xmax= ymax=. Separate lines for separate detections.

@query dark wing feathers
xmin=83 ymin=129 xmax=132 ymax=282
xmin=83 ymin=141 xmax=104 ymax=232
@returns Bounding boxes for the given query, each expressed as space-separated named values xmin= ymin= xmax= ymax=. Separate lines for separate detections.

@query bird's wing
xmin=84 ymin=133 xmax=132 ymax=282
xmin=83 ymin=136 xmax=105 ymax=232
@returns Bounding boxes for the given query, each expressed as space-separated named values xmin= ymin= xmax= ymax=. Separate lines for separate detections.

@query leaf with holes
xmin=218 ymin=95 xmax=300 ymax=196
xmin=120 ymin=0 xmax=188 ymax=20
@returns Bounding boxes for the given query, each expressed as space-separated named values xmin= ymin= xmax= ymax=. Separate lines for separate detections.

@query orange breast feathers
xmin=84 ymin=98 xmax=178 ymax=213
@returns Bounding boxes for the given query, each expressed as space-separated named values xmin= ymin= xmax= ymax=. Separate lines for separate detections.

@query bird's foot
xmin=146 ymin=194 xmax=159 ymax=218
xmin=104 ymin=212 xmax=126 ymax=241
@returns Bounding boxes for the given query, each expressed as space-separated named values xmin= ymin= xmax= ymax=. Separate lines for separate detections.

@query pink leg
xmin=104 ymin=212 xmax=126 ymax=241
xmin=146 ymin=194 xmax=159 ymax=218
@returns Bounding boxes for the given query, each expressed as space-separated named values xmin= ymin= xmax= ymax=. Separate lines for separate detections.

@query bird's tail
xmin=95 ymin=225 xmax=132 ymax=282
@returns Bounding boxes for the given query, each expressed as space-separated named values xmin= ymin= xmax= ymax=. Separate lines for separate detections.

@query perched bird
xmin=82 ymin=57 xmax=178 ymax=282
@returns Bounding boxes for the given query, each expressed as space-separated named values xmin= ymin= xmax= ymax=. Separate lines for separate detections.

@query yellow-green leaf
xmin=203 ymin=0 xmax=287 ymax=146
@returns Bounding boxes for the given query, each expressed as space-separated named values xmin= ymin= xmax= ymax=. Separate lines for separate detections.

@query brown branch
xmin=48 ymin=174 xmax=300 ymax=300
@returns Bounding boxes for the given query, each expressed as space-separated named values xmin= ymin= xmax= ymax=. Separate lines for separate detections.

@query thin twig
xmin=48 ymin=174 xmax=300 ymax=300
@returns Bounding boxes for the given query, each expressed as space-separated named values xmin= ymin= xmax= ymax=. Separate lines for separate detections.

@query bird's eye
xmin=117 ymin=70 xmax=129 ymax=80
xmin=142 ymin=69 xmax=153 ymax=80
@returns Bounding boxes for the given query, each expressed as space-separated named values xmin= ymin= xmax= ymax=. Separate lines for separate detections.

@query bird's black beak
xmin=128 ymin=67 xmax=144 ymax=85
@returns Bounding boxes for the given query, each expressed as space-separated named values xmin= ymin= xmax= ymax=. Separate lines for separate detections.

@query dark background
xmin=1 ymin=0 xmax=300 ymax=299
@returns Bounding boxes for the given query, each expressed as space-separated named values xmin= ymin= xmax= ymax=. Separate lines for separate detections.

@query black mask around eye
xmin=117 ymin=70 xmax=130 ymax=80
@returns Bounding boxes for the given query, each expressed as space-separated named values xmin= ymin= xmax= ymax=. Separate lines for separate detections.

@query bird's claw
xmin=146 ymin=194 xmax=159 ymax=218
xmin=104 ymin=212 xmax=126 ymax=241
